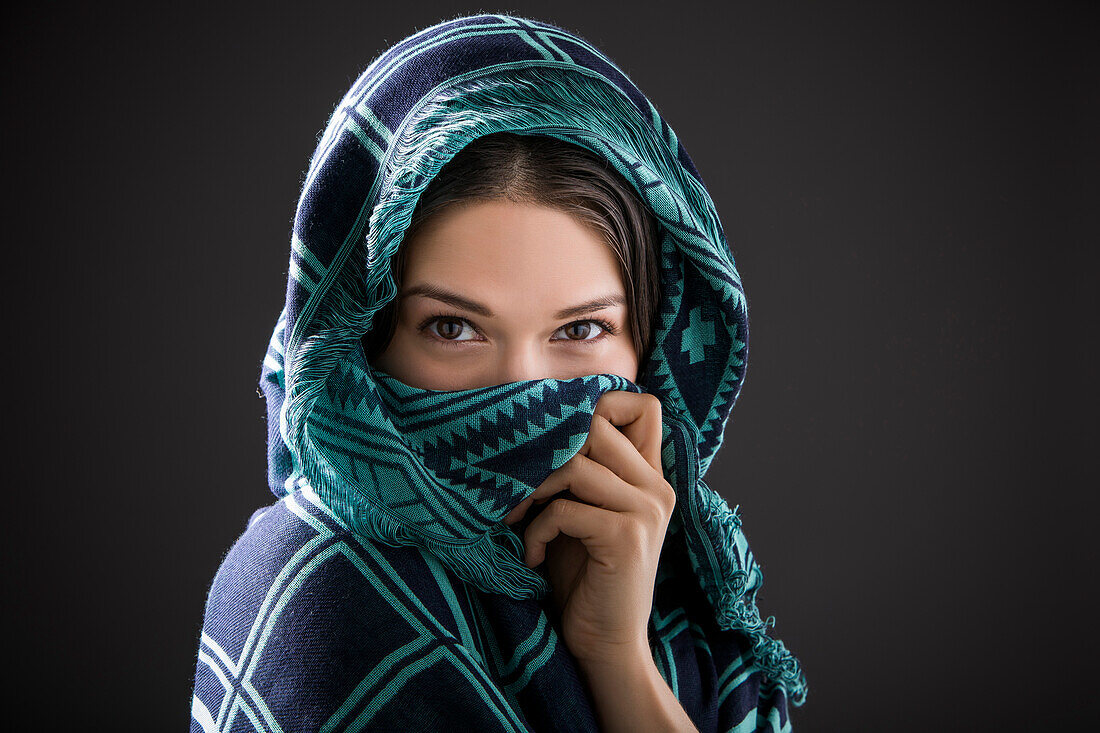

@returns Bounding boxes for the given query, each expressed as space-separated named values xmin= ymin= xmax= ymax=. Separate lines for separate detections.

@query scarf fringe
xmin=334 ymin=473 xmax=553 ymax=599
xmin=691 ymin=484 xmax=809 ymax=706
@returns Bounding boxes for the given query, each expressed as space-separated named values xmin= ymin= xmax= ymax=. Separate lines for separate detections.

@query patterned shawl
xmin=191 ymin=12 xmax=806 ymax=732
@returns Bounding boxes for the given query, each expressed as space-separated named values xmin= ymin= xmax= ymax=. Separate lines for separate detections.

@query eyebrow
xmin=400 ymin=283 xmax=626 ymax=320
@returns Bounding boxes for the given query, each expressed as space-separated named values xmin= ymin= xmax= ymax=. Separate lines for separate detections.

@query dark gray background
xmin=5 ymin=1 xmax=1095 ymax=730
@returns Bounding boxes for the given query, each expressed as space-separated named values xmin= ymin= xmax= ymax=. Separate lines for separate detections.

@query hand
xmin=504 ymin=390 xmax=676 ymax=670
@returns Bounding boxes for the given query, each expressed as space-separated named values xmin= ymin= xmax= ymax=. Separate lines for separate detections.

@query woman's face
xmin=371 ymin=199 xmax=639 ymax=391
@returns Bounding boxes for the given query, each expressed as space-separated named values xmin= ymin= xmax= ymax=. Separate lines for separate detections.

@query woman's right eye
xmin=422 ymin=316 xmax=479 ymax=343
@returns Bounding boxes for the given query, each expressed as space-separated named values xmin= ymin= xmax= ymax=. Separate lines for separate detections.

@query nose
xmin=494 ymin=344 xmax=551 ymax=385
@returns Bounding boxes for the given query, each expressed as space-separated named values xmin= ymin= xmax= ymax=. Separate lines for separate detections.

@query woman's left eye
xmin=554 ymin=320 xmax=613 ymax=342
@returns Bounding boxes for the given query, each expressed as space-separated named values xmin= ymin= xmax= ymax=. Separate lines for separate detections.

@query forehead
xmin=400 ymin=200 xmax=626 ymax=305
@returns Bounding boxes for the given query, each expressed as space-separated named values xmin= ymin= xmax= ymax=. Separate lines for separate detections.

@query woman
xmin=191 ymin=13 xmax=806 ymax=732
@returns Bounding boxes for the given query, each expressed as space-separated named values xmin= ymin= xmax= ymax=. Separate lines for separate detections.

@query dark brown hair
xmin=362 ymin=131 xmax=662 ymax=367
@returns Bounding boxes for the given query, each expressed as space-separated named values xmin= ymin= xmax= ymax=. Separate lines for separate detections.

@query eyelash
xmin=416 ymin=311 xmax=620 ymax=348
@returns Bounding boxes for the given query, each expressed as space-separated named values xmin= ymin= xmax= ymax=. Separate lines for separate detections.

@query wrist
xmin=577 ymin=650 xmax=695 ymax=733
xmin=574 ymin=638 xmax=654 ymax=677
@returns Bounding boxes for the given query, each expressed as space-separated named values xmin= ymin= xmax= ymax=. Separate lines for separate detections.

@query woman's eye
xmin=429 ymin=317 xmax=478 ymax=341
xmin=555 ymin=321 xmax=606 ymax=341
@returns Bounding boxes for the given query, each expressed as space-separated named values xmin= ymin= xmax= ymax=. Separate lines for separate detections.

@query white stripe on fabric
xmin=191 ymin=694 xmax=216 ymax=733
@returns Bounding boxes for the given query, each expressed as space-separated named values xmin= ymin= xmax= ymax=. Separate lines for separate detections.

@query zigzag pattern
xmin=314 ymin=355 xmax=646 ymax=535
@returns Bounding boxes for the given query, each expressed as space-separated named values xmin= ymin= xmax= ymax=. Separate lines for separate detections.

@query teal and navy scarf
xmin=192 ymin=13 xmax=806 ymax=731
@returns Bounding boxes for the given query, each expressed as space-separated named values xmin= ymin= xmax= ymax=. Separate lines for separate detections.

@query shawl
xmin=191 ymin=13 xmax=806 ymax=732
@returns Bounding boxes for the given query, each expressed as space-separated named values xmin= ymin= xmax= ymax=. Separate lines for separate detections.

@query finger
xmin=528 ymin=451 xmax=645 ymax=514
xmin=523 ymin=498 xmax=623 ymax=568
xmin=504 ymin=495 xmax=534 ymax=526
xmin=589 ymin=391 xmax=664 ymax=472
xmin=580 ymin=412 xmax=662 ymax=489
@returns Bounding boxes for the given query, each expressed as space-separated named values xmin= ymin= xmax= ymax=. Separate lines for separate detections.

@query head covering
xmin=257 ymin=11 xmax=805 ymax=706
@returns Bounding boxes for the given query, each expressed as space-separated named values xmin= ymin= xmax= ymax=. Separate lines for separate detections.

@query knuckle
xmin=654 ymin=479 xmax=676 ymax=514
xmin=663 ymin=479 xmax=677 ymax=507
xmin=551 ymin=498 xmax=575 ymax=516
xmin=617 ymin=514 xmax=644 ymax=543
xmin=645 ymin=497 xmax=667 ymax=525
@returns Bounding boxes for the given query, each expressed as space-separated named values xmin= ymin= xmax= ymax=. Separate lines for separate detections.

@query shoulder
xmin=200 ymin=487 xmax=472 ymax=647
xmin=192 ymin=488 xmax=515 ymax=731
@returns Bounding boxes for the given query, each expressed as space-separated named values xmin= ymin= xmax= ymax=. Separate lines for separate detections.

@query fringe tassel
xmin=689 ymin=481 xmax=809 ymax=706
xmin=350 ymin=496 xmax=553 ymax=600
xmin=303 ymin=443 xmax=553 ymax=599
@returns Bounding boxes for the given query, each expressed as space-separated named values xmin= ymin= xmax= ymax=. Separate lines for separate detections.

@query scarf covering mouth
xmin=235 ymin=11 xmax=804 ymax=719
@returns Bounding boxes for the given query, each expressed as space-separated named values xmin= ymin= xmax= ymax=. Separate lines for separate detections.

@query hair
xmin=362 ymin=131 xmax=662 ymax=369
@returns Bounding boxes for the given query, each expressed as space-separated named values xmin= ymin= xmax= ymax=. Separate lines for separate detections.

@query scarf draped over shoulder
xmin=191 ymin=13 xmax=806 ymax=732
